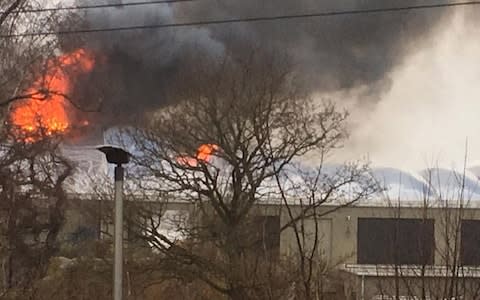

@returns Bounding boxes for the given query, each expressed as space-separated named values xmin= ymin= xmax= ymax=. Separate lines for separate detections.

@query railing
xmin=342 ymin=263 xmax=480 ymax=278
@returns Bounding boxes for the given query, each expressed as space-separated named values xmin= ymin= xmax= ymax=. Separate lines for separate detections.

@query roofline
xmin=342 ymin=263 xmax=480 ymax=278
xmin=65 ymin=193 xmax=480 ymax=209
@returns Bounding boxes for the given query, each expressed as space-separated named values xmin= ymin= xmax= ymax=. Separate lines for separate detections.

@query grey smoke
xmin=67 ymin=0 xmax=452 ymax=124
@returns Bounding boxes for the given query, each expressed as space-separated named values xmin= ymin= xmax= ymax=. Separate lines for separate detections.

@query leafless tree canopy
xmin=366 ymin=167 xmax=480 ymax=300
xmin=0 ymin=3 xmax=84 ymax=296
xmin=0 ymin=0 xmax=69 ymax=112
xmin=0 ymin=127 xmax=73 ymax=296
xmin=105 ymin=52 xmax=377 ymax=299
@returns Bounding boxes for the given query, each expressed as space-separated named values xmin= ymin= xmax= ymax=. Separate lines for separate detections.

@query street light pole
xmin=97 ymin=146 xmax=131 ymax=300
xmin=113 ymin=164 xmax=124 ymax=300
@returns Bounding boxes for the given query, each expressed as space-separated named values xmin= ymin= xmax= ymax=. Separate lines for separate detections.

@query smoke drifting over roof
xmin=66 ymin=0 xmax=452 ymax=124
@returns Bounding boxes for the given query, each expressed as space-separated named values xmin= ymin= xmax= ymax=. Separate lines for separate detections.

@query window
xmin=461 ymin=220 xmax=480 ymax=265
xmin=252 ymin=216 xmax=280 ymax=254
xmin=357 ymin=218 xmax=434 ymax=265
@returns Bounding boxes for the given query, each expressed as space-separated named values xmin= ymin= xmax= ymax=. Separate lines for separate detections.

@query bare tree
xmin=0 ymin=3 xmax=93 ymax=296
xmin=0 ymin=0 xmax=96 ymax=122
xmin=276 ymin=161 xmax=377 ymax=300
xmin=0 ymin=126 xmax=74 ymax=297
xmin=1 ymin=1 xmax=59 ymax=109
xmin=369 ymin=164 xmax=480 ymax=300
xmin=103 ymin=51 xmax=378 ymax=299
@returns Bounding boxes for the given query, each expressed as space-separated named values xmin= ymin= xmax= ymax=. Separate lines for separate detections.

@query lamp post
xmin=97 ymin=146 xmax=131 ymax=300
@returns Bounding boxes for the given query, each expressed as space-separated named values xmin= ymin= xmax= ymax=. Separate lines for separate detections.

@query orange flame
xmin=10 ymin=49 xmax=95 ymax=140
xmin=177 ymin=144 xmax=219 ymax=167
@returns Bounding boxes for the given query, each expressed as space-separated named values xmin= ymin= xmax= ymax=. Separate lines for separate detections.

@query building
xmin=62 ymin=145 xmax=480 ymax=299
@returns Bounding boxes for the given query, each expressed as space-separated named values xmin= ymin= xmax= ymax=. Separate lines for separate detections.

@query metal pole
xmin=361 ymin=274 xmax=365 ymax=300
xmin=114 ymin=165 xmax=124 ymax=300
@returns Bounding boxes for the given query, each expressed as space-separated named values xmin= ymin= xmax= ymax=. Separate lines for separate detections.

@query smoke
xmin=332 ymin=7 xmax=480 ymax=170
xmin=63 ymin=1 xmax=480 ymax=169
xmin=64 ymin=0 xmax=451 ymax=124
xmin=182 ymin=0 xmax=449 ymax=92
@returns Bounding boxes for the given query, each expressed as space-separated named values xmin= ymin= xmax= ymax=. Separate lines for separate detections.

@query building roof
xmin=61 ymin=142 xmax=480 ymax=207
xmin=371 ymin=166 xmax=480 ymax=203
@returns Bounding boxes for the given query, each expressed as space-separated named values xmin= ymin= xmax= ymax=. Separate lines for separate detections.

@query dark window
xmin=461 ymin=220 xmax=480 ymax=265
xmin=69 ymin=225 xmax=97 ymax=244
xmin=252 ymin=216 xmax=280 ymax=254
xmin=357 ymin=218 xmax=434 ymax=265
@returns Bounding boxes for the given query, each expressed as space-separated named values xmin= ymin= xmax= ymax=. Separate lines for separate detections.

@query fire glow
xmin=10 ymin=49 xmax=95 ymax=139
xmin=177 ymin=144 xmax=219 ymax=167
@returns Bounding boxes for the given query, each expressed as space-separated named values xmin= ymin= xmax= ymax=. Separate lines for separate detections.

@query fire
xmin=177 ymin=144 xmax=219 ymax=167
xmin=10 ymin=49 xmax=95 ymax=140
xmin=196 ymin=144 xmax=218 ymax=161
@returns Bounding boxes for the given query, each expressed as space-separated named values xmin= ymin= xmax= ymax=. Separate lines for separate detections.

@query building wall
xmin=277 ymin=204 xmax=480 ymax=266
xmin=59 ymin=198 xmax=480 ymax=300
xmin=61 ymin=197 xmax=480 ymax=267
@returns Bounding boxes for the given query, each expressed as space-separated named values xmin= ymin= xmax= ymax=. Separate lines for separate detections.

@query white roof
xmin=371 ymin=166 xmax=480 ymax=202
xmin=62 ymin=141 xmax=480 ymax=207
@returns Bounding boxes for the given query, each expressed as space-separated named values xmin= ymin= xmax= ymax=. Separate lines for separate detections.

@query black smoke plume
xmin=64 ymin=0 xmax=450 ymax=125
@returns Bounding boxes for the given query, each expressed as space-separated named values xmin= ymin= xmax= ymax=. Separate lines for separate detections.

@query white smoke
xmin=331 ymin=8 xmax=480 ymax=171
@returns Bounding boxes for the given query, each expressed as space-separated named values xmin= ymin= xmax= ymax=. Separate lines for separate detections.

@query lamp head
xmin=96 ymin=145 xmax=131 ymax=165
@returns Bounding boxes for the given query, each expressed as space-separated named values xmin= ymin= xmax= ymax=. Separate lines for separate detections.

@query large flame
xmin=10 ymin=49 xmax=95 ymax=139
xmin=177 ymin=144 xmax=219 ymax=167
